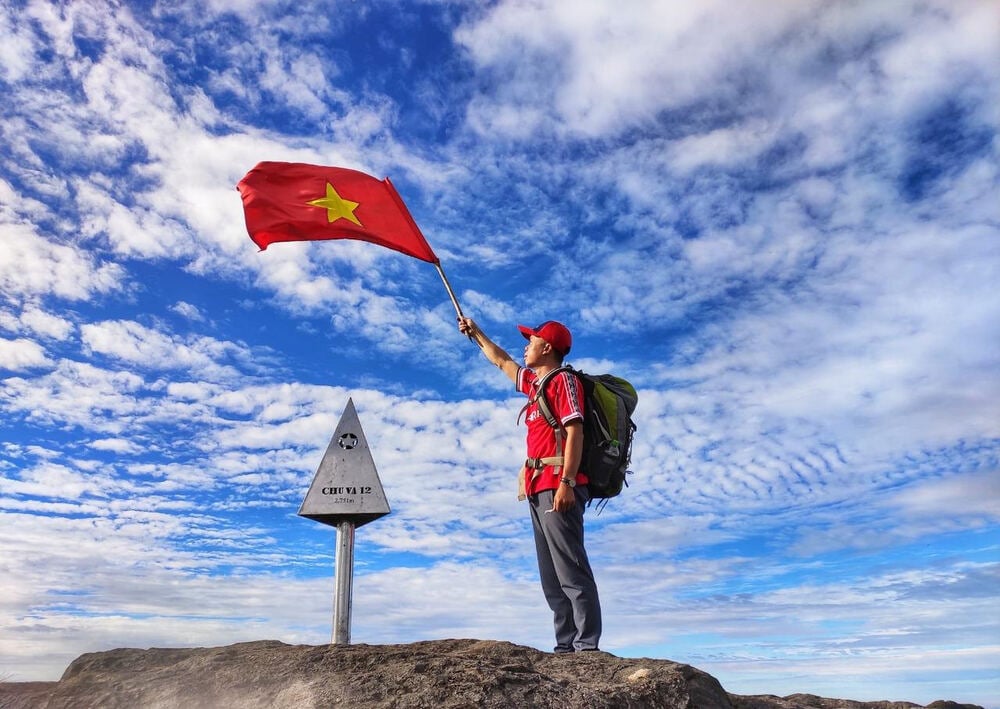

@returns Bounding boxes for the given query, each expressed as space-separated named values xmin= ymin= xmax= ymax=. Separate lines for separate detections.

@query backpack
xmin=532 ymin=366 xmax=638 ymax=504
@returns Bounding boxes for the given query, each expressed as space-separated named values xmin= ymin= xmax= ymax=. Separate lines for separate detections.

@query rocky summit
xmin=0 ymin=639 xmax=985 ymax=709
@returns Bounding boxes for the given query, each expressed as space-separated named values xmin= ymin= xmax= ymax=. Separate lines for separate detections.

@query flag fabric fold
xmin=236 ymin=162 xmax=438 ymax=263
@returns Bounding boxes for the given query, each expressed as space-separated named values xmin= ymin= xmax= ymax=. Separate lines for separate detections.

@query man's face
xmin=523 ymin=335 xmax=549 ymax=367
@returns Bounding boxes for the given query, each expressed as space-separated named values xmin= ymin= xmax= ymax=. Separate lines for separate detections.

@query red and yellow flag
xmin=236 ymin=162 xmax=438 ymax=263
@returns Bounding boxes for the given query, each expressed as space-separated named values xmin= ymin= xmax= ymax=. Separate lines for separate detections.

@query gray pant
xmin=528 ymin=487 xmax=602 ymax=652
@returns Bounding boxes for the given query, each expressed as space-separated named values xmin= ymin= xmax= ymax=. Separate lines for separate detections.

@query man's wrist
xmin=559 ymin=476 xmax=576 ymax=488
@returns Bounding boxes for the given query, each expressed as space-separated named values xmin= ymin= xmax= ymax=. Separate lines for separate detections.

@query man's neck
xmin=532 ymin=360 xmax=563 ymax=379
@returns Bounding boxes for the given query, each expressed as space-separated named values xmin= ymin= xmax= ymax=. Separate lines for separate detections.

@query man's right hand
xmin=458 ymin=317 xmax=476 ymax=337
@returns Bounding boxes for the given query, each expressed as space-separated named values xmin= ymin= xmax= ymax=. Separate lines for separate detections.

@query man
xmin=458 ymin=316 xmax=602 ymax=653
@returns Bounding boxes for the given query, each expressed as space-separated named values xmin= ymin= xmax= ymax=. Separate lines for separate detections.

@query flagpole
xmin=434 ymin=261 xmax=465 ymax=320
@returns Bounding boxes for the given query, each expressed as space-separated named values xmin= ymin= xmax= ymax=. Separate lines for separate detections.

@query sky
xmin=1 ymin=0 xmax=998 ymax=705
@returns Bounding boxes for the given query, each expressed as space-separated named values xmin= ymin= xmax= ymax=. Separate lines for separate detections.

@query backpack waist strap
xmin=525 ymin=455 xmax=564 ymax=470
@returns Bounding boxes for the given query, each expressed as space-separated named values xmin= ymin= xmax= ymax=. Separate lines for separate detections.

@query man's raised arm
xmin=458 ymin=317 xmax=520 ymax=383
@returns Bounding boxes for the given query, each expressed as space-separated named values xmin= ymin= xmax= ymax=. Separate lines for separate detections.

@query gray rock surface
xmin=0 ymin=639 xmax=985 ymax=709
xmin=0 ymin=681 xmax=55 ymax=709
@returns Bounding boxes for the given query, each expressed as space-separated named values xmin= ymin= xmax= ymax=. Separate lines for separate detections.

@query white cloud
xmin=18 ymin=307 xmax=75 ymax=340
xmin=88 ymin=438 xmax=143 ymax=455
xmin=456 ymin=0 xmax=814 ymax=137
xmin=75 ymin=180 xmax=184 ymax=259
xmin=0 ymin=222 xmax=125 ymax=303
xmin=0 ymin=337 xmax=52 ymax=370
xmin=80 ymin=319 xmax=248 ymax=382
xmin=668 ymin=120 xmax=780 ymax=174
xmin=0 ymin=8 xmax=37 ymax=83
xmin=2 ymin=359 xmax=146 ymax=433
xmin=892 ymin=470 xmax=1000 ymax=521
xmin=170 ymin=301 xmax=205 ymax=322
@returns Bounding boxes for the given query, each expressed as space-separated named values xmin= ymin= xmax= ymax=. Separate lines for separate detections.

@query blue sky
xmin=1 ymin=0 xmax=998 ymax=705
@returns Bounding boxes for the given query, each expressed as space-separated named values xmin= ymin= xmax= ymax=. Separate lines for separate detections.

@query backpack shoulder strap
xmin=533 ymin=365 xmax=572 ymax=429
xmin=531 ymin=366 xmax=574 ymax=477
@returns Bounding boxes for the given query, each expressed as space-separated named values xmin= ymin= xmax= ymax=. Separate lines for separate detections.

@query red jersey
xmin=518 ymin=367 xmax=588 ymax=496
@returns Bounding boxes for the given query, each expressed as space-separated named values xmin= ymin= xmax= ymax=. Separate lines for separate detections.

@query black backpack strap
xmin=532 ymin=365 xmax=571 ymax=429
xmin=516 ymin=365 xmax=571 ymax=427
xmin=532 ymin=366 xmax=574 ymax=476
xmin=515 ymin=366 xmax=573 ymax=477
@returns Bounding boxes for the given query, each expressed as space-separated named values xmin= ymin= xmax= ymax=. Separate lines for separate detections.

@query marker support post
xmin=333 ymin=521 xmax=356 ymax=644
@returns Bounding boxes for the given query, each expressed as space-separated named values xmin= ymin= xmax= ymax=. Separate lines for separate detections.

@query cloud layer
xmin=1 ymin=1 xmax=997 ymax=705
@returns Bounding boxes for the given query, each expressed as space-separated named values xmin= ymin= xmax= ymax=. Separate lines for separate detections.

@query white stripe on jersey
xmin=556 ymin=370 xmax=584 ymax=425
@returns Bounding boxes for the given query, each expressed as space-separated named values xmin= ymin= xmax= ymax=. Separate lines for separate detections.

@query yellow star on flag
xmin=307 ymin=183 xmax=363 ymax=226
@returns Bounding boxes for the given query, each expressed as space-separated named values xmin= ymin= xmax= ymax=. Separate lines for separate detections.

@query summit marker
xmin=299 ymin=398 xmax=390 ymax=644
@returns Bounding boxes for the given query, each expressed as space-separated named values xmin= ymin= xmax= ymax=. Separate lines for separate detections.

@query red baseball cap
xmin=517 ymin=320 xmax=572 ymax=356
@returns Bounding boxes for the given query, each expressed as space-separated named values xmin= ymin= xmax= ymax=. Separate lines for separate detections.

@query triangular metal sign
xmin=298 ymin=398 xmax=391 ymax=528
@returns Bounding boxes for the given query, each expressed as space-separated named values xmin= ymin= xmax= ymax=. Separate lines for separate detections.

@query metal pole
xmin=332 ymin=521 xmax=355 ymax=644
xmin=435 ymin=262 xmax=465 ymax=320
